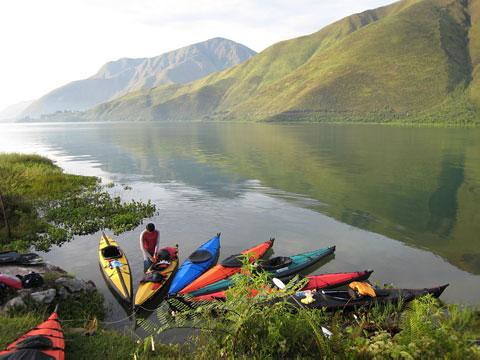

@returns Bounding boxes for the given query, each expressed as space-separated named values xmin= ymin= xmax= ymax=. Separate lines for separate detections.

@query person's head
xmin=146 ymin=223 xmax=155 ymax=232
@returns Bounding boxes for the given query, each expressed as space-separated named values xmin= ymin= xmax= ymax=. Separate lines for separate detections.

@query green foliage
xmin=0 ymin=153 xmax=156 ymax=251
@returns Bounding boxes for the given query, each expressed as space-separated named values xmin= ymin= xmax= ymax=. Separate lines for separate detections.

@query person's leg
xmin=143 ymin=258 xmax=152 ymax=272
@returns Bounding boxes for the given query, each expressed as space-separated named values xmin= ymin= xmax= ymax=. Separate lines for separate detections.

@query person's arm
xmin=153 ymin=230 xmax=160 ymax=256
xmin=139 ymin=230 xmax=151 ymax=261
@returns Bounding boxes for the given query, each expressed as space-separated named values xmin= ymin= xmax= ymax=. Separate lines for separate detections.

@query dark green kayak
xmin=187 ymin=246 xmax=335 ymax=297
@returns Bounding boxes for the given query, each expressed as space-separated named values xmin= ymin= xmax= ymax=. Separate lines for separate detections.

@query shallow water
xmin=0 ymin=122 xmax=479 ymax=329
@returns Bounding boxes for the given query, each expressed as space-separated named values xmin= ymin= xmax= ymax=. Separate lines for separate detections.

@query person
xmin=139 ymin=223 xmax=160 ymax=272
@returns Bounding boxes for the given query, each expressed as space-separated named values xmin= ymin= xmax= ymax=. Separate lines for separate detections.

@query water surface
xmin=0 ymin=122 xmax=478 ymax=326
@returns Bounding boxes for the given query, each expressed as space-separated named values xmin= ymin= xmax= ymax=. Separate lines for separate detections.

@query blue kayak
xmin=187 ymin=246 xmax=335 ymax=297
xmin=168 ymin=233 xmax=221 ymax=295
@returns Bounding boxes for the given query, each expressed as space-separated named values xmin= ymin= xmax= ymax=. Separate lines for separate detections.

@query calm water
xmin=0 ymin=122 xmax=479 ymax=328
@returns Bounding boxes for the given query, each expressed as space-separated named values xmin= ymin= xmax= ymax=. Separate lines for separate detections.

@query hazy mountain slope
xmin=90 ymin=0 xmax=480 ymax=124
xmin=22 ymin=38 xmax=256 ymax=118
xmin=0 ymin=100 xmax=33 ymax=121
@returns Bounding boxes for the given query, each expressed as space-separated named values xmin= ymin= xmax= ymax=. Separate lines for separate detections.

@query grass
xmin=0 ymin=153 xmax=156 ymax=251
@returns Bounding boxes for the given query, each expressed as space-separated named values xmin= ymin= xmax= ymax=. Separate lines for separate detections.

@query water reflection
xmin=1 ymin=122 xmax=479 ymax=275
xmin=0 ymin=122 xmax=479 ymax=308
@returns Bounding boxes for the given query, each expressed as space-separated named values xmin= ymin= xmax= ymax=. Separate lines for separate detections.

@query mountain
xmin=89 ymin=0 xmax=480 ymax=124
xmin=0 ymin=100 xmax=33 ymax=121
xmin=21 ymin=38 xmax=256 ymax=118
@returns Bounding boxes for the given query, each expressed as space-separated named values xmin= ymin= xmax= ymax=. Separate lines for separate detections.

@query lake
xmin=0 ymin=121 xmax=479 ymax=329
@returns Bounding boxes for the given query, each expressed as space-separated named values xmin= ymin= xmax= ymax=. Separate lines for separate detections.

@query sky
xmin=0 ymin=0 xmax=396 ymax=111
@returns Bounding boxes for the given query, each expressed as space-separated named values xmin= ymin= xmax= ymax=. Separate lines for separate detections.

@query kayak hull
xmin=168 ymin=234 xmax=221 ymax=296
xmin=285 ymin=284 xmax=449 ymax=311
xmin=179 ymin=238 xmax=274 ymax=295
xmin=98 ymin=233 xmax=133 ymax=304
xmin=0 ymin=311 xmax=64 ymax=360
xmin=192 ymin=270 xmax=374 ymax=302
xmin=0 ymin=273 xmax=22 ymax=290
xmin=188 ymin=246 xmax=336 ymax=297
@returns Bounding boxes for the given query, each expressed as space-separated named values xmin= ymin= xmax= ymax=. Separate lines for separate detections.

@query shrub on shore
xmin=0 ymin=153 xmax=156 ymax=251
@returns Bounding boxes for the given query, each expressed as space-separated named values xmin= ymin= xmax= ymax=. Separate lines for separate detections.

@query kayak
xmin=134 ymin=246 xmax=179 ymax=307
xmin=187 ymin=246 xmax=336 ymax=297
xmin=0 ymin=273 xmax=22 ymax=290
xmin=98 ymin=232 xmax=133 ymax=304
xmin=0 ymin=310 xmax=64 ymax=359
xmin=192 ymin=270 xmax=374 ymax=302
xmin=282 ymin=284 xmax=449 ymax=311
xmin=168 ymin=233 xmax=221 ymax=296
xmin=179 ymin=238 xmax=274 ymax=295
xmin=0 ymin=251 xmax=44 ymax=266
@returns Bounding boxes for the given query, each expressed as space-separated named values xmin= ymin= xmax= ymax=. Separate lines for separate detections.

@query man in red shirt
xmin=139 ymin=223 xmax=160 ymax=272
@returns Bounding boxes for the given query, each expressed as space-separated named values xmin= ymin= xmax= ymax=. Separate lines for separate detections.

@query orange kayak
xmin=0 ymin=311 xmax=64 ymax=359
xmin=180 ymin=238 xmax=274 ymax=294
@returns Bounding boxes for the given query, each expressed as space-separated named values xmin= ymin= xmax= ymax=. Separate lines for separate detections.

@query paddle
xmin=272 ymin=277 xmax=332 ymax=338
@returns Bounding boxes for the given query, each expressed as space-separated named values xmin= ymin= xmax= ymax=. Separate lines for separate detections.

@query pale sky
xmin=0 ymin=0 xmax=395 ymax=111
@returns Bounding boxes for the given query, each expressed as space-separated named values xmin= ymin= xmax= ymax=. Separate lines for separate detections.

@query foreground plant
xmin=138 ymin=259 xmax=480 ymax=359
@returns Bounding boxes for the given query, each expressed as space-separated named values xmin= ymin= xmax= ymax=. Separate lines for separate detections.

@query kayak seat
xmin=141 ymin=271 xmax=166 ymax=283
xmin=15 ymin=335 xmax=53 ymax=350
xmin=151 ymin=261 xmax=170 ymax=271
xmin=221 ymin=254 xmax=244 ymax=268
xmin=101 ymin=246 xmax=122 ymax=260
xmin=0 ymin=348 xmax=55 ymax=360
xmin=188 ymin=249 xmax=212 ymax=264
xmin=260 ymin=256 xmax=292 ymax=271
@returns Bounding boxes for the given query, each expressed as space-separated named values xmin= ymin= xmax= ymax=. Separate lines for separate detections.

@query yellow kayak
xmin=98 ymin=232 xmax=133 ymax=304
xmin=134 ymin=246 xmax=179 ymax=307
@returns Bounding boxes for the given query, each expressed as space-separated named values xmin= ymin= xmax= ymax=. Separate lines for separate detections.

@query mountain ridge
xmin=21 ymin=37 xmax=256 ymax=118
xmin=88 ymin=0 xmax=480 ymax=125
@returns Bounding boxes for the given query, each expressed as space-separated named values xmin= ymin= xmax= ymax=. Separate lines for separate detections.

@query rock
xmin=45 ymin=262 xmax=67 ymax=274
xmin=4 ymin=296 xmax=25 ymax=311
xmin=31 ymin=289 xmax=56 ymax=304
xmin=17 ymin=289 xmax=34 ymax=298
xmin=85 ymin=280 xmax=96 ymax=293
xmin=55 ymin=277 xmax=87 ymax=293
xmin=57 ymin=286 xmax=69 ymax=300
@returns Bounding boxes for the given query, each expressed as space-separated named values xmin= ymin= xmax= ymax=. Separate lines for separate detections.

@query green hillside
xmin=89 ymin=0 xmax=480 ymax=124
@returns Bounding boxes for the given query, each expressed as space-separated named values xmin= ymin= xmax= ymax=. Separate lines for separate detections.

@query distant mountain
xmin=89 ymin=0 xmax=480 ymax=124
xmin=0 ymin=100 xmax=33 ymax=121
xmin=22 ymin=38 xmax=256 ymax=118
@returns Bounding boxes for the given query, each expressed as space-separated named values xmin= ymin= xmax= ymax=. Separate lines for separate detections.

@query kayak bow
xmin=0 ymin=310 xmax=64 ymax=360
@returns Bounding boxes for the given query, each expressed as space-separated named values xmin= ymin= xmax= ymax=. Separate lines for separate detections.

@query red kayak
xmin=192 ymin=270 xmax=373 ymax=302
xmin=0 ymin=273 xmax=22 ymax=290
xmin=0 ymin=310 xmax=64 ymax=360
xmin=180 ymin=238 xmax=274 ymax=295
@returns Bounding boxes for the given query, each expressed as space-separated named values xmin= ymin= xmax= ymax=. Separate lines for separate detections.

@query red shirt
xmin=142 ymin=230 xmax=159 ymax=255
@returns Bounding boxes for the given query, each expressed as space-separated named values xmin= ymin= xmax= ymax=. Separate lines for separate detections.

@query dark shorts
xmin=144 ymin=258 xmax=153 ymax=272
